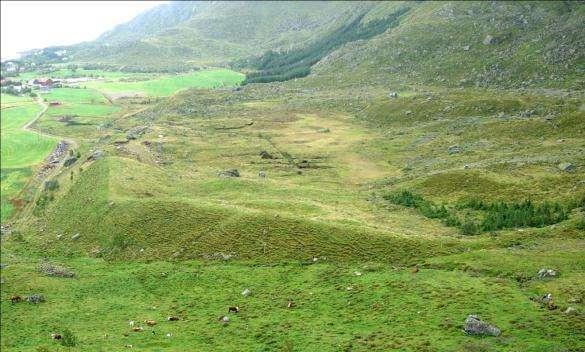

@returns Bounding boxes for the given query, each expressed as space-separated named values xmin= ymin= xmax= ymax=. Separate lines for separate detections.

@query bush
xmin=43 ymin=179 xmax=59 ymax=191
xmin=460 ymin=220 xmax=480 ymax=235
xmin=385 ymin=191 xmax=574 ymax=234
xmin=60 ymin=329 xmax=77 ymax=347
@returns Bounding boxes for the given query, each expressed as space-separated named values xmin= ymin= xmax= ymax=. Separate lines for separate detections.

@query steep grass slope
xmin=311 ymin=1 xmax=584 ymax=89
xmin=52 ymin=1 xmax=362 ymax=70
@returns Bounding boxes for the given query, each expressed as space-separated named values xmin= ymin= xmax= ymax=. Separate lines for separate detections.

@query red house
xmin=33 ymin=78 xmax=54 ymax=87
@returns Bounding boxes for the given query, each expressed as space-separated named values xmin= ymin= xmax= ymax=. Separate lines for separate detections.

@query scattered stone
xmin=520 ymin=109 xmax=535 ymax=118
xmin=206 ymin=252 xmax=233 ymax=260
xmin=405 ymin=110 xmax=413 ymax=115
xmin=483 ymin=34 xmax=496 ymax=45
xmin=297 ymin=160 xmax=310 ymax=169
xmin=218 ymin=169 xmax=240 ymax=178
xmin=38 ymin=261 xmax=75 ymax=278
xmin=56 ymin=234 xmax=63 ymax=240
xmin=242 ymin=288 xmax=252 ymax=297
xmin=129 ymin=321 xmax=135 ymax=326
xmin=448 ymin=145 xmax=461 ymax=155
xmin=565 ymin=307 xmax=577 ymax=315
xmin=558 ymin=163 xmax=575 ymax=172
xmin=71 ymin=233 xmax=81 ymax=241
xmin=534 ymin=293 xmax=558 ymax=310
xmin=388 ymin=91 xmax=399 ymax=99
xmin=317 ymin=128 xmax=330 ymax=133
xmin=411 ymin=265 xmax=419 ymax=274
xmin=219 ymin=315 xmax=230 ymax=325
xmin=87 ymin=149 xmax=104 ymax=161
xmin=166 ymin=333 xmax=172 ymax=338
xmin=354 ymin=271 xmax=362 ymax=276
xmin=0 ymin=224 xmax=12 ymax=236
xmin=464 ymin=315 xmax=501 ymax=336
xmin=126 ymin=126 xmax=148 ymax=140
xmin=463 ymin=45 xmax=470 ymax=51
xmin=258 ymin=170 xmax=266 ymax=178
xmin=63 ymin=156 xmax=77 ymax=167
xmin=26 ymin=293 xmax=46 ymax=304
xmin=537 ymin=268 xmax=558 ymax=279
xmin=259 ymin=150 xmax=274 ymax=159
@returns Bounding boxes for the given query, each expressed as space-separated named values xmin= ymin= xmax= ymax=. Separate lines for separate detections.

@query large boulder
xmin=482 ymin=34 xmax=496 ymax=45
xmin=259 ymin=151 xmax=274 ymax=159
xmin=218 ymin=169 xmax=240 ymax=178
xmin=63 ymin=156 xmax=77 ymax=167
xmin=558 ymin=162 xmax=575 ymax=172
xmin=537 ymin=268 xmax=558 ymax=279
xmin=464 ymin=315 xmax=501 ymax=336
xmin=448 ymin=145 xmax=461 ymax=155
xmin=126 ymin=126 xmax=148 ymax=140
xmin=87 ymin=149 xmax=104 ymax=161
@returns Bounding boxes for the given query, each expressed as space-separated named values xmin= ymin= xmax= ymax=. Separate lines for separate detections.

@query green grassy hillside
xmin=2 ymin=1 xmax=584 ymax=351
xmin=0 ymin=95 xmax=55 ymax=221
xmin=311 ymin=1 xmax=584 ymax=89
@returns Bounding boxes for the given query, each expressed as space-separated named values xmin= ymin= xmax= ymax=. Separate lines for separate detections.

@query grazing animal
xmin=411 ymin=265 xmax=419 ymax=274
xmin=51 ymin=333 xmax=62 ymax=340
xmin=167 ymin=316 xmax=179 ymax=321
xmin=228 ymin=306 xmax=240 ymax=313
xmin=145 ymin=319 xmax=156 ymax=326
xmin=10 ymin=295 xmax=22 ymax=304
xmin=287 ymin=300 xmax=294 ymax=309
xmin=132 ymin=326 xmax=144 ymax=332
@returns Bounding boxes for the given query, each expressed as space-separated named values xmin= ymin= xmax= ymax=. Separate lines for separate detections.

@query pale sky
xmin=1 ymin=1 xmax=166 ymax=61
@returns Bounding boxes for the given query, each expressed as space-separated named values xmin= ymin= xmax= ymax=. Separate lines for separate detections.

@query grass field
xmin=1 ymin=242 xmax=583 ymax=351
xmin=1 ymin=94 xmax=55 ymax=221
xmin=2 ymin=66 xmax=583 ymax=350
xmin=84 ymin=69 xmax=244 ymax=97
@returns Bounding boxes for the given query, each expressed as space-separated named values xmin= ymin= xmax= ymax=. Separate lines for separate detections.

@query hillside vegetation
xmin=1 ymin=1 xmax=584 ymax=351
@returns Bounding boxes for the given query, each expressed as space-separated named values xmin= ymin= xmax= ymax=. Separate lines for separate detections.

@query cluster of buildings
xmin=0 ymin=77 xmax=58 ymax=94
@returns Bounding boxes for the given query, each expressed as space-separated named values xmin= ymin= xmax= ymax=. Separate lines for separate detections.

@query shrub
xmin=385 ymin=191 xmax=574 ymax=234
xmin=60 ymin=329 xmax=77 ymax=347
xmin=460 ymin=220 xmax=480 ymax=235
xmin=43 ymin=179 xmax=59 ymax=191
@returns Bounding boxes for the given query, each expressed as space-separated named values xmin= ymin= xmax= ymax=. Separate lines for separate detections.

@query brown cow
xmin=10 ymin=295 xmax=22 ymax=304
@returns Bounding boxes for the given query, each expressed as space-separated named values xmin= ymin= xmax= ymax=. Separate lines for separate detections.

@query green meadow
xmin=2 ymin=81 xmax=583 ymax=350
xmin=1 ymin=95 xmax=55 ymax=221
xmin=84 ymin=69 xmax=244 ymax=97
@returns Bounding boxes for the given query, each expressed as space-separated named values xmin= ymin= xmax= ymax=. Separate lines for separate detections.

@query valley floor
xmin=1 ymin=67 xmax=584 ymax=351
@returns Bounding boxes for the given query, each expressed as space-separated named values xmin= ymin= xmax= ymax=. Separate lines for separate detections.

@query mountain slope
xmin=310 ymin=1 xmax=585 ymax=89
xmin=60 ymin=1 xmax=363 ymax=70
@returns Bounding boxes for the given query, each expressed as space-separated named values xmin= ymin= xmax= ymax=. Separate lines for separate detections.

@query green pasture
xmin=85 ymin=69 xmax=244 ymax=96
xmin=1 ymin=101 xmax=55 ymax=221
